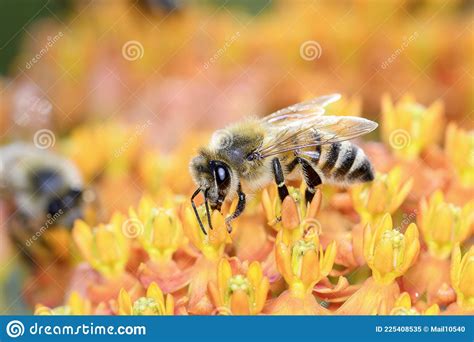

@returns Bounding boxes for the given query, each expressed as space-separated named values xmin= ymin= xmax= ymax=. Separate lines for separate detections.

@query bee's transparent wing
xmin=261 ymin=93 xmax=341 ymax=124
xmin=256 ymin=115 xmax=378 ymax=159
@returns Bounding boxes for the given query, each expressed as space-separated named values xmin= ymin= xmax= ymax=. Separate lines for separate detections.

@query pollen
xmin=132 ymin=298 xmax=160 ymax=315
xmin=392 ymin=307 xmax=420 ymax=315
xmin=382 ymin=230 xmax=405 ymax=249
xmin=228 ymin=275 xmax=251 ymax=294
xmin=293 ymin=239 xmax=316 ymax=256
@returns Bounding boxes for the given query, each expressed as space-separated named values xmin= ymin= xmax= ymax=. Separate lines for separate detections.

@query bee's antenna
xmin=191 ymin=187 xmax=207 ymax=235
xmin=203 ymin=188 xmax=214 ymax=231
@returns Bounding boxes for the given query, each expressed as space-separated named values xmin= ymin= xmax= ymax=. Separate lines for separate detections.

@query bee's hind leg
xmin=225 ymin=183 xmax=246 ymax=233
xmin=297 ymin=158 xmax=322 ymax=204
xmin=272 ymin=158 xmax=290 ymax=202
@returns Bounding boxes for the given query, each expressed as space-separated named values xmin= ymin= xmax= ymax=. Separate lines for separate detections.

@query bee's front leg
xmin=272 ymin=158 xmax=289 ymax=202
xmin=225 ymin=184 xmax=246 ymax=233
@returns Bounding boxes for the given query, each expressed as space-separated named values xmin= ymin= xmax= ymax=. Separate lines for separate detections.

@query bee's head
xmin=189 ymin=153 xmax=232 ymax=210
xmin=189 ymin=152 xmax=233 ymax=234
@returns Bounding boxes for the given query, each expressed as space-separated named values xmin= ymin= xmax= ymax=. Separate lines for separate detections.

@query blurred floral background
xmin=0 ymin=0 xmax=472 ymax=315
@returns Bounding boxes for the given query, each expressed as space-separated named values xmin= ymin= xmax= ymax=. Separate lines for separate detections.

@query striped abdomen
xmin=306 ymin=141 xmax=374 ymax=185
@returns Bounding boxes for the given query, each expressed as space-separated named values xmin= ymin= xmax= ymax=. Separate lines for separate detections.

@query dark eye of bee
xmin=210 ymin=161 xmax=230 ymax=188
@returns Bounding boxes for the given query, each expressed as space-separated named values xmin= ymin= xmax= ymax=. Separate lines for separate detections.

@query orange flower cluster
xmin=29 ymin=94 xmax=472 ymax=316
xmin=1 ymin=0 xmax=472 ymax=317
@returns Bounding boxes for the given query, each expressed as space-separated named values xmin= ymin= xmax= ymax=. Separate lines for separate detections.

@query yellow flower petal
xmin=118 ymin=289 xmax=133 ymax=315
xmin=247 ymin=261 xmax=263 ymax=286
xmin=394 ymin=292 xmax=412 ymax=309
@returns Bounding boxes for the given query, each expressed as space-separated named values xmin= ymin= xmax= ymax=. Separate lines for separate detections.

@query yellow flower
xmin=35 ymin=292 xmax=91 ymax=315
xmin=364 ymin=214 xmax=420 ymax=285
xmin=390 ymin=292 xmax=439 ymax=315
xmin=381 ymin=94 xmax=444 ymax=159
xmin=183 ymin=206 xmax=231 ymax=260
xmin=352 ymin=167 xmax=413 ymax=224
xmin=262 ymin=187 xmax=303 ymax=231
xmin=261 ymin=187 xmax=283 ymax=229
xmin=209 ymin=259 xmax=269 ymax=315
xmin=262 ymin=186 xmax=322 ymax=242
xmin=451 ymin=245 xmax=474 ymax=311
xmin=418 ymin=191 xmax=474 ymax=259
xmin=118 ymin=282 xmax=174 ymax=315
xmin=275 ymin=228 xmax=336 ymax=298
xmin=183 ymin=203 xmax=236 ymax=314
xmin=72 ymin=213 xmax=130 ymax=278
xmin=129 ymin=197 xmax=184 ymax=262
xmin=137 ymin=151 xmax=168 ymax=195
xmin=445 ymin=123 xmax=474 ymax=187
xmin=62 ymin=122 xmax=143 ymax=181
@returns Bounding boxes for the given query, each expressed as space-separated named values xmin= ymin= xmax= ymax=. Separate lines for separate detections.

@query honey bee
xmin=190 ymin=94 xmax=378 ymax=234
xmin=0 ymin=143 xmax=84 ymax=260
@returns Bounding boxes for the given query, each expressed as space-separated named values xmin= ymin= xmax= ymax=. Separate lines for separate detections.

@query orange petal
xmin=301 ymin=250 xmax=320 ymax=288
xmin=306 ymin=189 xmax=322 ymax=219
xmin=281 ymin=196 xmax=300 ymax=230
xmin=230 ymin=290 xmax=250 ymax=315
xmin=261 ymin=189 xmax=273 ymax=221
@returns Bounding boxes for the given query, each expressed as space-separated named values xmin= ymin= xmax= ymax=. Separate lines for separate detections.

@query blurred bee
xmin=190 ymin=94 xmax=378 ymax=234
xmin=0 ymin=143 xmax=84 ymax=261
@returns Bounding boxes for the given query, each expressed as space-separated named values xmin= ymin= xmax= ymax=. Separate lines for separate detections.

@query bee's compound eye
xmin=210 ymin=161 xmax=230 ymax=188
